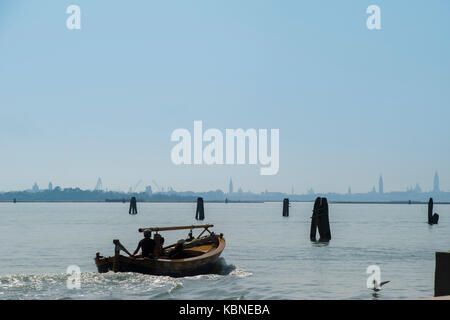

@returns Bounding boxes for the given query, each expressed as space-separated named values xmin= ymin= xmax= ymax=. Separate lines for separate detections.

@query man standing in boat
xmin=132 ymin=230 xmax=156 ymax=258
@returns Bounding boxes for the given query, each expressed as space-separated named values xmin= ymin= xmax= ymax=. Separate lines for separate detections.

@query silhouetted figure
xmin=132 ymin=230 xmax=155 ymax=258
xmin=196 ymin=197 xmax=205 ymax=220
xmin=129 ymin=197 xmax=137 ymax=215
xmin=169 ymin=239 xmax=186 ymax=259
xmin=428 ymin=197 xmax=439 ymax=225
xmin=310 ymin=197 xmax=331 ymax=242
xmin=153 ymin=233 xmax=165 ymax=258
xmin=282 ymin=198 xmax=289 ymax=217
xmin=13 ymin=198 xmax=16 ymax=203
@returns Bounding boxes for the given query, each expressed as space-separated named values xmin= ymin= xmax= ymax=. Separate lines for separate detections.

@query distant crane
xmin=152 ymin=180 xmax=161 ymax=192
xmin=94 ymin=177 xmax=103 ymax=191
xmin=129 ymin=179 xmax=142 ymax=193
xmin=133 ymin=180 xmax=142 ymax=192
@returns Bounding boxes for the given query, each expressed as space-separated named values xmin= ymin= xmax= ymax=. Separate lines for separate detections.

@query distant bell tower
xmin=434 ymin=172 xmax=440 ymax=193
xmin=229 ymin=178 xmax=233 ymax=194
xmin=379 ymin=175 xmax=384 ymax=194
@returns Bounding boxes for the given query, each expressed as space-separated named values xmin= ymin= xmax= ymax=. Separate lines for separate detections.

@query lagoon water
xmin=0 ymin=202 xmax=449 ymax=300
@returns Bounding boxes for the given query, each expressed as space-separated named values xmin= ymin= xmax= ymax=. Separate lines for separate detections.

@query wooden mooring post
xmin=310 ymin=197 xmax=331 ymax=242
xmin=428 ymin=197 xmax=439 ymax=225
xmin=435 ymin=252 xmax=450 ymax=297
xmin=282 ymin=198 xmax=289 ymax=217
xmin=195 ymin=197 xmax=205 ymax=220
xmin=129 ymin=197 xmax=137 ymax=215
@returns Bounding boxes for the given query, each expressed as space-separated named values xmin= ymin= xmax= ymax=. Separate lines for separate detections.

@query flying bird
xmin=372 ymin=279 xmax=390 ymax=292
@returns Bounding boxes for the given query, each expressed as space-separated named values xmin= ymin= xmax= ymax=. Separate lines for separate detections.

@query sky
xmin=0 ymin=0 xmax=449 ymax=194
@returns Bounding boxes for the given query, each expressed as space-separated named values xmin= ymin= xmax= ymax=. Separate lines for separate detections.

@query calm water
xmin=0 ymin=202 xmax=448 ymax=300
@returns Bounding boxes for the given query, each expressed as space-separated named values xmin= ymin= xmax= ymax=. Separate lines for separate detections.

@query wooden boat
xmin=94 ymin=224 xmax=226 ymax=277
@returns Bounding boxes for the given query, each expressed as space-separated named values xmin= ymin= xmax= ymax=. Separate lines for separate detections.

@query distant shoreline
xmin=1 ymin=200 xmax=449 ymax=204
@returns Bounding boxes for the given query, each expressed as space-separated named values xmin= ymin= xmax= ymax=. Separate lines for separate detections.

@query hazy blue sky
xmin=0 ymin=0 xmax=449 ymax=194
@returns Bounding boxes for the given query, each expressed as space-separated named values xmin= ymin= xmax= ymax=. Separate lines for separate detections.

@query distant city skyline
xmin=2 ymin=171 xmax=449 ymax=203
xmin=5 ymin=172 xmax=446 ymax=196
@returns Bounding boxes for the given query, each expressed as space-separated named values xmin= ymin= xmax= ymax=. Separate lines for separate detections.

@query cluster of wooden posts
xmin=428 ymin=198 xmax=439 ymax=225
xmin=280 ymin=197 xmax=332 ymax=242
xmin=129 ymin=196 xmax=137 ymax=215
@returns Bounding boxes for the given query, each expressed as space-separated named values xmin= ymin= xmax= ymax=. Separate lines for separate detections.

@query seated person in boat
xmin=168 ymin=239 xmax=186 ymax=258
xmin=132 ymin=231 xmax=155 ymax=258
xmin=159 ymin=236 xmax=165 ymax=256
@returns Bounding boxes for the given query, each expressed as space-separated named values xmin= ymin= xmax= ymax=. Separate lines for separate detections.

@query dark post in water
xmin=428 ymin=197 xmax=439 ymax=225
xmin=196 ymin=197 xmax=205 ymax=220
xmin=129 ymin=197 xmax=137 ymax=215
xmin=310 ymin=197 xmax=331 ymax=242
xmin=282 ymin=198 xmax=289 ymax=217
xmin=435 ymin=251 xmax=450 ymax=297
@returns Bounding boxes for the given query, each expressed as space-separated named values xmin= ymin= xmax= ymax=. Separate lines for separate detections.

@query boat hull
xmin=95 ymin=237 xmax=225 ymax=277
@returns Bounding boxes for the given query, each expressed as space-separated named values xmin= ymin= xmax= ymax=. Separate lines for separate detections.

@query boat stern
xmin=94 ymin=252 xmax=111 ymax=273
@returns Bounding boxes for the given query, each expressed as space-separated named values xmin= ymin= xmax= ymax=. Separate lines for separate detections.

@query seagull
xmin=372 ymin=279 xmax=390 ymax=292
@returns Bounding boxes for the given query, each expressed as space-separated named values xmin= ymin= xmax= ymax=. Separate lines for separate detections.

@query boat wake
xmin=216 ymin=258 xmax=252 ymax=278
xmin=0 ymin=272 xmax=184 ymax=299
xmin=0 ymin=261 xmax=252 ymax=299
xmin=210 ymin=257 xmax=236 ymax=275
xmin=183 ymin=258 xmax=252 ymax=281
